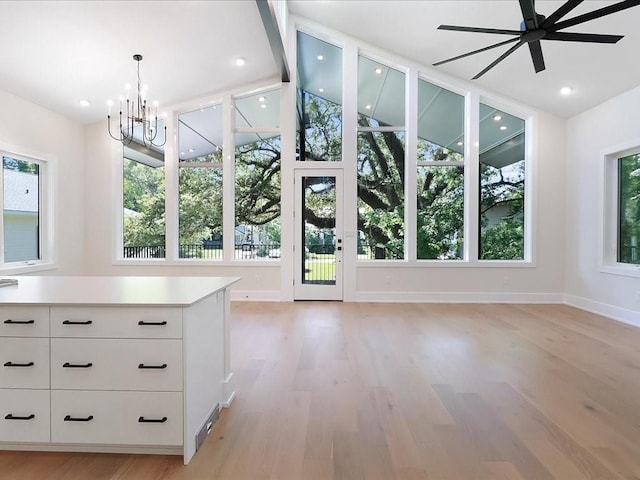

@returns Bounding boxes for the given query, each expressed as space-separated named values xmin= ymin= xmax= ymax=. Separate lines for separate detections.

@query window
xmin=296 ymin=31 xmax=343 ymax=162
xmin=122 ymin=145 xmax=165 ymax=259
xmin=178 ymin=105 xmax=223 ymax=260
xmin=416 ymin=79 xmax=465 ymax=260
xmin=479 ymin=104 xmax=526 ymax=260
xmin=617 ymin=153 xmax=639 ymax=265
xmin=3 ymin=156 xmax=41 ymax=263
xmin=234 ymin=89 xmax=281 ymax=260
xmin=357 ymin=56 xmax=406 ymax=260
xmin=1 ymin=152 xmax=51 ymax=270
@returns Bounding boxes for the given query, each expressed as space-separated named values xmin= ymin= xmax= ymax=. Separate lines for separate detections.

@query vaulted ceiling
xmin=0 ymin=0 xmax=638 ymax=126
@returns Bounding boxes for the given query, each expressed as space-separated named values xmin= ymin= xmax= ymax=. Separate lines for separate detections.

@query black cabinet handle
xmin=64 ymin=415 xmax=93 ymax=422
xmin=62 ymin=320 xmax=92 ymax=325
xmin=138 ymin=363 xmax=167 ymax=369
xmin=138 ymin=416 xmax=167 ymax=423
xmin=3 ymin=319 xmax=35 ymax=325
xmin=138 ymin=320 xmax=167 ymax=326
xmin=5 ymin=414 xmax=35 ymax=420
xmin=4 ymin=361 xmax=35 ymax=367
xmin=63 ymin=362 xmax=93 ymax=368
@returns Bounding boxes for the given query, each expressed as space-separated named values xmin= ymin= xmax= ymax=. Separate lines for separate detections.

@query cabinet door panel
xmin=0 ymin=338 xmax=50 ymax=389
xmin=51 ymin=307 xmax=182 ymax=339
xmin=0 ymin=306 xmax=49 ymax=337
xmin=51 ymin=390 xmax=183 ymax=446
xmin=51 ymin=338 xmax=182 ymax=391
xmin=0 ymin=389 xmax=50 ymax=442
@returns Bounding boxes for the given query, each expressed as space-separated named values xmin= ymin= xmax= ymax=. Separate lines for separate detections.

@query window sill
xmin=601 ymin=264 xmax=640 ymax=278
xmin=356 ymin=260 xmax=535 ymax=268
xmin=0 ymin=262 xmax=58 ymax=275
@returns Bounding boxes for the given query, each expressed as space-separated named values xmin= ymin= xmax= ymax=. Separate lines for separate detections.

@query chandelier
xmin=107 ymin=54 xmax=166 ymax=148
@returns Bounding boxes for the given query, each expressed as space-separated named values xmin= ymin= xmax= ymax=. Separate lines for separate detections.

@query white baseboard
xmin=230 ymin=290 xmax=281 ymax=302
xmin=564 ymin=294 xmax=640 ymax=327
xmin=354 ymin=291 xmax=564 ymax=303
xmin=227 ymin=289 xmax=640 ymax=328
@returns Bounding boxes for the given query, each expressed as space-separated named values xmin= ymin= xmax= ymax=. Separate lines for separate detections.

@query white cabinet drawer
xmin=0 ymin=306 xmax=49 ymax=337
xmin=0 ymin=338 xmax=49 ymax=389
xmin=0 ymin=389 xmax=50 ymax=443
xmin=51 ymin=390 xmax=183 ymax=446
xmin=50 ymin=307 xmax=182 ymax=338
xmin=51 ymin=338 xmax=182 ymax=391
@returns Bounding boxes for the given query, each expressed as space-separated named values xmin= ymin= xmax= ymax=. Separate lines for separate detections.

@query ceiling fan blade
xmin=438 ymin=25 xmax=522 ymax=35
xmin=527 ymin=40 xmax=545 ymax=72
xmin=433 ymin=38 xmax=520 ymax=66
xmin=544 ymin=31 xmax=623 ymax=43
xmin=519 ymin=0 xmax=539 ymax=28
xmin=552 ymin=0 xmax=640 ymax=31
xmin=540 ymin=0 xmax=584 ymax=28
xmin=472 ymin=41 xmax=525 ymax=79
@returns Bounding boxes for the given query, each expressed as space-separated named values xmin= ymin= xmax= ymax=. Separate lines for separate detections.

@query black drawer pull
xmin=138 ymin=363 xmax=167 ymax=369
xmin=5 ymin=414 xmax=35 ymax=420
xmin=4 ymin=361 xmax=35 ymax=367
xmin=139 ymin=416 xmax=167 ymax=423
xmin=138 ymin=320 xmax=168 ymax=326
xmin=63 ymin=362 xmax=93 ymax=368
xmin=62 ymin=320 xmax=93 ymax=325
xmin=64 ymin=415 xmax=94 ymax=422
xmin=4 ymin=319 xmax=35 ymax=325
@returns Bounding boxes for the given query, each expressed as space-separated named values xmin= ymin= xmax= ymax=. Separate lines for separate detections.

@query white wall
xmin=565 ymin=85 xmax=640 ymax=324
xmin=0 ymin=89 xmax=85 ymax=274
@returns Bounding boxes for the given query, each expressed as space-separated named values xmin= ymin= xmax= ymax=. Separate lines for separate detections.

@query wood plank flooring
xmin=2 ymin=302 xmax=640 ymax=479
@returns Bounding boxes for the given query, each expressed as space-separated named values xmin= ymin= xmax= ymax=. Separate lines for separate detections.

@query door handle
xmin=3 ymin=319 xmax=35 ymax=325
xmin=62 ymin=320 xmax=93 ymax=325
xmin=63 ymin=362 xmax=93 ymax=368
xmin=64 ymin=415 xmax=94 ymax=422
xmin=5 ymin=414 xmax=35 ymax=420
xmin=4 ymin=361 xmax=35 ymax=367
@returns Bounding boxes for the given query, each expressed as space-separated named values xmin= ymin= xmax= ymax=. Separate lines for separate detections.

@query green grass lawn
xmin=304 ymin=254 xmax=336 ymax=282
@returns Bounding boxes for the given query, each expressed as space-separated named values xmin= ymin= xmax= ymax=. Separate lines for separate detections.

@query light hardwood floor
xmin=2 ymin=302 xmax=640 ymax=479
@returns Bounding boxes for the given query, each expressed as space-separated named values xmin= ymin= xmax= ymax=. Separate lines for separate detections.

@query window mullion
xmin=406 ymin=67 xmax=418 ymax=262
xmin=164 ymin=111 xmax=178 ymax=260
xmin=223 ymin=95 xmax=235 ymax=262
xmin=466 ymin=91 xmax=480 ymax=263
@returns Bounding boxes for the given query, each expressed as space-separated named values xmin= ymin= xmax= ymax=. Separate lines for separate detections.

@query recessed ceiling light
xmin=493 ymin=115 xmax=502 ymax=121
xmin=180 ymin=152 xmax=185 ymax=156
xmin=457 ymin=141 xmax=463 ymax=146
xmin=317 ymin=54 xmax=324 ymax=61
xmin=560 ymin=86 xmax=574 ymax=95
xmin=261 ymin=104 xmax=267 ymax=109
xmin=318 ymin=88 xmax=324 ymax=93
xmin=188 ymin=148 xmax=195 ymax=153
xmin=499 ymin=125 xmax=508 ymax=131
xmin=365 ymin=104 xmax=372 ymax=110
xmin=235 ymin=57 xmax=246 ymax=67
xmin=374 ymin=67 xmax=383 ymax=75
xmin=258 ymin=96 xmax=266 ymax=102
xmin=79 ymin=100 xmax=90 ymax=108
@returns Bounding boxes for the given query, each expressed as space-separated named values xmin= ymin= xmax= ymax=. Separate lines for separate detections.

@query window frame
xmin=601 ymin=141 xmax=640 ymax=277
xmin=0 ymin=146 xmax=55 ymax=273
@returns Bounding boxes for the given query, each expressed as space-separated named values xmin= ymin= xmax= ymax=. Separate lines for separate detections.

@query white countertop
xmin=0 ymin=276 xmax=240 ymax=306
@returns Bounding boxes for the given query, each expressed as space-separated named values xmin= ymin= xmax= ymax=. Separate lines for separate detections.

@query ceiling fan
xmin=433 ymin=0 xmax=640 ymax=79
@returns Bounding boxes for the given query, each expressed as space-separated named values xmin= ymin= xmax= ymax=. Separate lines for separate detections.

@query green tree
xmin=619 ymin=154 xmax=640 ymax=264
xmin=125 ymin=91 xmax=526 ymax=260
xmin=123 ymin=159 xmax=165 ymax=247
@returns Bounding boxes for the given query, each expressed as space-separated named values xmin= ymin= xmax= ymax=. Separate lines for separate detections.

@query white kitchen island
xmin=0 ymin=276 xmax=240 ymax=464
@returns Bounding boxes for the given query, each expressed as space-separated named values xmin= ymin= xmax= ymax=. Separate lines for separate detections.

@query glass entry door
xmin=294 ymin=169 xmax=343 ymax=300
